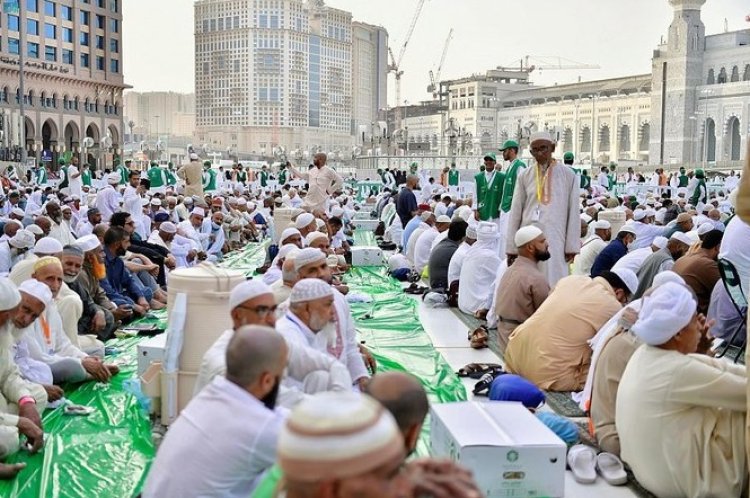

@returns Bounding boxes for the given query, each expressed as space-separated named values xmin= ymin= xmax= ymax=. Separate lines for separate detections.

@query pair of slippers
xmin=567 ymin=445 xmax=627 ymax=486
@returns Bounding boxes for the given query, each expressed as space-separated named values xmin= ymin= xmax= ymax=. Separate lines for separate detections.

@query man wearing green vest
xmin=57 ymin=157 xmax=69 ymax=192
xmin=259 ymin=165 xmax=269 ymax=189
xmin=166 ymin=162 xmax=178 ymax=187
xmin=689 ymin=168 xmax=708 ymax=208
xmin=678 ymin=166 xmax=689 ymax=188
xmin=147 ymin=161 xmax=168 ymax=194
xmin=33 ymin=163 xmax=48 ymax=187
xmin=498 ymin=140 xmax=527 ymax=251
xmin=474 ymin=152 xmax=506 ymax=246
xmin=448 ymin=162 xmax=460 ymax=195
xmin=202 ymin=161 xmax=218 ymax=193
xmin=608 ymin=163 xmax=617 ymax=192
xmin=81 ymin=164 xmax=92 ymax=188
xmin=275 ymin=163 xmax=285 ymax=187
xmin=117 ymin=159 xmax=130 ymax=186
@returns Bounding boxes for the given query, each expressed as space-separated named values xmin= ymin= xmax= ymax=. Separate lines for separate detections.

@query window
xmin=109 ymin=38 xmax=118 ymax=52
xmin=8 ymin=15 xmax=19 ymax=32
xmin=80 ymin=52 xmax=89 ymax=67
xmin=96 ymin=14 xmax=104 ymax=29
xmin=96 ymin=55 xmax=104 ymax=70
xmin=27 ymin=42 xmax=39 ymax=58
xmin=109 ymin=18 xmax=118 ymax=33
xmin=62 ymin=48 xmax=73 ymax=64
xmin=45 ymin=45 xmax=56 ymax=61
xmin=44 ymin=0 xmax=55 ymax=16
xmin=96 ymin=0 xmax=104 ymax=7
xmin=110 ymin=58 xmax=119 ymax=73
xmin=110 ymin=0 xmax=118 ymax=12
xmin=96 ymin=35 xmax=104 ymax=49
xmin=27 ymin=19 xmax=38 ymax=36
xmin=80 ymin=10 xmax=90 ymax=25
xmin=26 ymin=0 xmax=38 ymax=12
xmin=44 ymin=23 xmax=55 ymax=38
xmin=61 ymin=5 xmax=72 ymax=20
xmin=80 ymin=32 xmax=89 ymax=46
xmin=62 ymin=27 xmax=73 ymax=42
xmin=8 ymin=38 xmax=19 ymax=55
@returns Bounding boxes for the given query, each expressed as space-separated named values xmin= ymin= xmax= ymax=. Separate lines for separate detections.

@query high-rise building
xmin=0 ymin=0 xmax=126 ymax=168
xmin=124 ymin=91 xmax=196 ymax=141
xmin=351 ymin=21 xmax=388 ymax=145
xmin=194 ymin=0 xmax=356 ymax=160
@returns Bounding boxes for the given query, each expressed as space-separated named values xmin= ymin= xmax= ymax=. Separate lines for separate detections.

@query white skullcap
xmin=184 ymin=197 xmax=194 ymax=205
xmin=514 ymin=226 xmax=543 ymax=248
xmin=476 ymin=221 xmax=498 ymax=241
xmin=26 ymin=224 xmax=43 ymax=236
xmin=436 ymin=215 xmax=451 ymax=223
xmin=9 ymin=229 xmax=35 ymax=249
xmin=529 ymin=131 xmax=554 ymax=144
xmin=278 ymin=392 xmax=402 ymax=482
xmin=645 ymin=208 xmax=656 ymax=217
xmin=420 ymin=211 xmax=435 ymax=222
xmin=652 ymin=271 xmax=685 ymax=289
xmin=388 ymin=253 xmax=410 ymax=272
xmin=237 ymin=198 xmax=247 ymax=206
xmin=631 ymin=282 xmax=696 ymax=346
xmin=150 ymin=198 xmax=162 ymax=206
xmin=633 ymin=209 xmax=646 ymax=221
xmin=34 ymin=237 xmax=63 ymax=255
xmin=697 ymin=222 xmax=714 ymax=236
xmin=611 ymin=268 xmax=638 ymax=295
xmin=107 ymin=172 xmax=121 ymax=184
xmin=229 ymin=279 xmax=273 ymax=310
xmin=294 ymin=248 xmax=326 ymax=271
xmin=140 ymin=198 xmax=150 ymax=207
xmin=280 ymin=227 xmax=302 ymax=243
xmin=315 ymin=219 xmax=326 ymax=230
xmin=592 ymin=220 xmax=611 ymax=230
xmin=0 ymin=279 xmax=21 ymax=312
xmin=289 ymin=278 xmax=333 ymax=304
xmin=585 ymin=199 xmax=596 ymax=206
xmin=18 ymin=279 xmax=53 ymax=308
xmin=74 ymin=234 xmax=100 ymax=253
xmin=295 ymin=213 xmax=315 ymax=230
xmin=330 ymin=206 xmax=344 ymax=218
xmin=466 ymin=226 xmax=478 ymax=240
xmin=580 ymin=213 xmax=593 ymax=223
xmin=670 ymin=231 xmax=692 ymax=246
xmin=11 ymin=207 xmax=24 ymax=217
xmin=247 ymin=202 xmax=256 ymax=211
xmin=305 ymin=231 xmax=328 ymax=245
xmin=189 ymin=152 xmax=199 ymax=160
xmin=190 ymin=207 xmax=205 ymax=217
xmin=652 ymin=236 xmax=668 ymax=250
xmin=159 ymin=222 xmax=177 ymax=234
xmin=277 ymin=244 xmax=300 ymax=261
xmin=618 ymin=225 xmax=636 ymax=236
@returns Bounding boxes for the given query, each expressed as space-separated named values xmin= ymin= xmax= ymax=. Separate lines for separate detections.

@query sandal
xmin=404 ymin=283 xmax=428 ymax=295
xmin=472 ymin=371 xmax=503 ymax=396
xmin=457 ymin=363 xmax=504 ymax=379
xmin=469 ymin=326 xmax=489 ymax=349
xmin=567 ymin=445 xmax=598 ymax=484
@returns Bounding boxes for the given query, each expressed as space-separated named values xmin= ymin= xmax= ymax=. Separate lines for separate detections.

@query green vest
xmin=237 ymin=170 xmax=248 ymax=183
xmin=500 ymin=159 xmax=526 ymax=213
xmin=475 ymin=170 xmax=505 ymax=221
xmin=81 ymin=168 xmax=91 ymax=186
xmin=260 ymin=170 xmax=268 ymax=187
xmin=203 ymin=169 xmax=218 ymax=191
xmin=148 ymin=167 xmax=166 ymax=188
xmin=448 ymin=169 xmax=460 ymax=186
xmin=608 ymin=174 xmax=616 ymax=189
xmin=678 ymin=174 xmax=689 ymax=188
xmin=277 ymin=169 xmax=286 ymax=185
xmin=118 ymin=164 xmax=129 ymax=185
xmin=58 ymin=165 xmax=69 ymax=189
xmin=35 ymin=168 xmax=47 ymax=185
xmin=689 ymin=178 xmax=707 ymax=206
xmin=580 ymin=174 xmax=591 ymax=189
xmin=166 ymin=170 xmax=177 ymax=186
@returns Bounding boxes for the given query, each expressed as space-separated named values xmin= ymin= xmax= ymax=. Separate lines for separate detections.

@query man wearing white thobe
xmin=95 ymin=173 xmax=122 ymax=222
xmin=458 ymin=222 xmax=501 ymax=316
xmin=288 ymin=153 xmax=343 ymax=212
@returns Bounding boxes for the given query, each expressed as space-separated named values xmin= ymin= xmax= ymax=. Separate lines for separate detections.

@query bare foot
xmin=149 ymin=300 xmax=166 ymax=310
xmin=0 ymin=462 xmax=26 ymax=480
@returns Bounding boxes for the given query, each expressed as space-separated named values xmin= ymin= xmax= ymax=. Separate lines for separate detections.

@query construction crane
xmin=388 ymin=0 xmax=428 ymax=133
xmin=519 ymin=55 xmax=600 ymax=74
xmin=427 ymin=28 xmax=453 ymax=99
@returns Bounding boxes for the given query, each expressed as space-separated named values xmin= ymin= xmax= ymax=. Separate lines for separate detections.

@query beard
xmin=535 ymin=250 xmax=552 ymax=262
xmin=63 ymin=273 xmax=79 ymax=284
xmin=261 ymin=377 xmax=281 ymax=410
xmin=92 ymin=259 xmax=107 ymax=280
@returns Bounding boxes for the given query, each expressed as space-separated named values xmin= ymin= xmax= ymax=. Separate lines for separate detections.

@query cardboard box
xmin=430 ymin=401 xmax=566 ymax=498
xmin=351 ymin=247 xmax=384 ymax=266
xmin=137 ymin=333 xmax=168 ymax=377
xmin=351 ymin=219 xmax=380 ymax=231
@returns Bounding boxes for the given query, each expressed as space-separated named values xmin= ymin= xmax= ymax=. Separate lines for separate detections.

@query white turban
xmin=697 ymin=222 xmax=714 ymax=236
xmin=160 ymin=222 xmax=177 ymax=234
xmin=294 ymin=248 xmax=326 ymax=272
xmin=652 ymin=271 xmax=685 ymax=289
xmin=276 ymin=244 xmax=300 ymax=262
xmin=514 ymin=226 xmax=543 ymax=248
xmin=280 ymin=228 xmax=301 ymax=244
xmin=0 ymin=279 xmax=21 ymax=312
xmin=475 ymin=221 xmax=498 ymax=242
xmin=289 ymin=278 xmax=333 ymax=304
xmin=229 ymin=280 xmax=272 ymax=310
xmin=295 ymin=213 xmax=315 ymax=230
xmin=652 ymin=236 xmax=668 ymax=250
xmin=330 ymin=206 xmax=344 ymax=218
xmin=11 ymin=207 xmax=24 ymax=218
xmin=190 ymin=207 xmax=206 ymax=218
xmin=611 ymin=268 xmax=638 ymax=295
xmin=592 ymin=220 xmax=611 ymax=230
xmin=107 ymin=172 xmax=121 ymax=184
xmin=529 ymin=131 xmax=554 ymax=144
xmin=670 ymin=231 xmax=692 ymax=246
xmin=631 ymin=282 xmax=696 ymax=346
xmin=26 ymin=224 xmax=43 ymax=236
xmin=18 ymin=279 xmax=53 ymax=308
xmin=9 ymin=229 xmax=35 ymax=249
xmin=465 ymin=226 xmax=477 ymax=240
xmin=305 ymin=231 xmax=328 ymax=246
xmin=633 ymin=209 xmax=647 ymax=221
xmin=74 ymin=234 xmax=100 ymax=253
xmin=33 ymin=237 xmax=63 ymax=255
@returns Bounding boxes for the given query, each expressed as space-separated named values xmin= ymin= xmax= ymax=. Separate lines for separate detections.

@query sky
xmin=123 ymin=0 xmax=748 ymax=105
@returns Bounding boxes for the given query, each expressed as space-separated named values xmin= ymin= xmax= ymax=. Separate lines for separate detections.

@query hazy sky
xmin=123 ymin=0 xmax=748 ymax=104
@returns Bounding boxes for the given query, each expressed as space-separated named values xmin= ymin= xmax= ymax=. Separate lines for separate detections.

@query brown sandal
xmin=469 ymin=326 xmax=489 ymax=349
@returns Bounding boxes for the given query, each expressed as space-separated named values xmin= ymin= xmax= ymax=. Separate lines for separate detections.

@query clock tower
xmin=650 ymin=0 xmax=706 ymax=166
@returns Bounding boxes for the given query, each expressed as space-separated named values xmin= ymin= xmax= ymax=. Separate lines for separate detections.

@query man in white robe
xmin=572 ymin=220 xmax=611 ymax=276
xmin=458 ymin=222 xmax=501 ymax=316
xmin=447 ymin=225 xmax=476 ymax=287
xmin=406 ymin=212 xmax=433 ymax=265
xmin=413 ymin=215 xmax=450 ymax=275
xmin=505 ymin=132 xmax=580 ymax=286
xmin=95 ymin=173 xmax=122 ymax=222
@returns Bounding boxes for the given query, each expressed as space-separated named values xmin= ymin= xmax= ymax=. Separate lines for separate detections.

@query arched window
xmin=84 ymin=98 xmax=90 ymax=113
xmin=743 ymin=65 xmax=750 ymax=82
xmin=74 ymin=97 xmax=79 ymax=111
xmin=717 ymin=67 xmax=727 ymax=84
xmin=40 ymin=91 xmax=46 ymax=108
xmin=730 ymin=66 xmax=740 ymax=82
xmin=707 ymin=69 xmax=715 ymax=84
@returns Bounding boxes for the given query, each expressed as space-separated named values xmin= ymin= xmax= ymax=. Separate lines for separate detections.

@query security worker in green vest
xmin=116 ymin=159 xmax=130 ymax=186
xmin=259 ymin=165 xmax=269 ymax=188
xmin=474 ymin=153 xmax=505 ymax=250
xmin=448 ymin=162 xmax=460 ymax=191
xmin=57 ymin=157 xmax=69 ymax=191
xmin=81 ymin=163 xmax=92 ymax=188
xmin=498 ymin=140 xmax=527 ymax=250
xmin=678 ymin=166 xmax=689 ymax=188
xmin=166 ymin=162 xmax=178 ymax=187
xmin=202 ymin=161 xmax=218 ymax=193
xmin=276 ymin=163 xmax=286 ymax=186
xmin=147 ymin=161 xmax=168 ymax=194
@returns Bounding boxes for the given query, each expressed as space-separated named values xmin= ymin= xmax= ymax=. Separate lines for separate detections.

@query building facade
xmin=351 ymin=21 xmax=387 ymax=145
xmin=194 ymin=0 xmax=362 ymax=161
xmin=123 ymin=91 xmax=196 ymax=142
xmin=0 ymin=0 xmax=126 ymax=169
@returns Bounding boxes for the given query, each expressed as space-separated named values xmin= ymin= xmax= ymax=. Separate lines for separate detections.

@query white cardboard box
xmin=351 ymin=219 xmax=380 ymax=231
xmin=137 ymin=333 xmax=168 ymax=377
xmin=350 ymin=247 xmax=384 ymax=266
xmin=430 ymin=401 xmax=566 ymax=498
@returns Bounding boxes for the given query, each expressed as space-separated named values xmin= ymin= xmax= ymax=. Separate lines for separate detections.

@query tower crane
xmin=427 ymin=28 xmax=453 ymax=99
xmin=388 ymin=0 xmax=428 ymax=132
xmin=519 ymin=55 xmax=601 ymax=74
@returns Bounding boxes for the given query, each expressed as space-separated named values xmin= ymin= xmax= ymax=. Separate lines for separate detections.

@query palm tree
xmin=127 ymin=120 xmax=135 ymax=142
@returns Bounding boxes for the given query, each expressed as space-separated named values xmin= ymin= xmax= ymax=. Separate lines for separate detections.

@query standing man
xmin=689 ymin=168 xmax=708 ymax=208
xmin=382 ymin=168 xmax=396 ymax=190
xmin=116 ymin=159 xmax=130 ymax=186
xmin=506 ymin=131 xmax=580 ymax=286
xmin=275 ymin=163 xmax=286 ymax=187
xmin=259 ymin=165 xmax=269 ymax=190
xmin=32 ymin=163 xmax=48 ymax=187
xmin=80 ymin=163 xmax=92 ymax=189
xmin=57 ymin=158 xmax=69 ymax=195
xmin=498 ymin=140 xmax=526 ymax=251
xmin=448 ymin=162 xmax=460 ymax=194
xmin=202 ymin=161 xmax=218 ymax=194
xmin=396 ymin=175 xmax=419 ymax=229
xmin=147 ymin=162 xmax=167 ymax=194
xmin=474 ymin=152 xmax=505 ymax=244
xmin=177 ymin=153 xmax=204 ymax=198
xmin=289 ymin=153 xmax=343 ymax=212
xmin=67 ymin=157 xmax=83 ymax=199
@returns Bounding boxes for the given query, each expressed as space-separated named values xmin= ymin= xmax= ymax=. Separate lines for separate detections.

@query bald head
xmin=225 ymin=325 xmax=287 ymax=388
xmin=366 ymin=372 xmax=428 ymax=432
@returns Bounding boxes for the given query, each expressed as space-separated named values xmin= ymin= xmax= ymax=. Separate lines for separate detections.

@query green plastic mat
xmin=0 ymin=337 xmax=155 ymax=498
xmin=353 ymin=229 xmax=377 ymax=247
xmin=218 ymin=240 xmax=270 ymax=276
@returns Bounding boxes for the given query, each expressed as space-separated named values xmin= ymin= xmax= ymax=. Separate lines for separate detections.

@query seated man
xmin=458 ymin=222 xmax=501 ymax=317
xmin=102 ymin=227 xmax=152 ymax=316
xmin=0 ymin=280 xmax=46 ymax=479
xmin=572 ymin=220 xmax=611 ymax=276
xmin=413 ymin=214 xmax=451 ymax=275
xmin=633 ymin=231 xmax=691 ymax=298
xmin=589 ymin=224 xmax=632 ymax=277
xmin=672 ymin=229 xmax=723 ymax=315
xmin=504 ymin=269 xmax=636 ymax=392
xmin=617 ymin=282 xmax=746 ymax=498
xmin=446 ymin=225 xmax=477 ymax=290
xmin=494 ymin=226 xmax=551 ymax=353
xmin=428 ymin=220 xmax=467 ymax=291
xmin=271 ymin=257 xmax=299 ymax=306
xmin=143 ymin=326 xmax=287 ymax=497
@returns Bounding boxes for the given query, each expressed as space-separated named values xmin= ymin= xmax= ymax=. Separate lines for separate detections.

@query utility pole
xmin=10 ymin=0 xmax=29 ymax=165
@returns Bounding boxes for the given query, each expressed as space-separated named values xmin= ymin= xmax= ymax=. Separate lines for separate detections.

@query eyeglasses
xmin=236 ymin=304 xmax=277 ymax=317
xmin=531 ymin=145 xmax=551 ymax=153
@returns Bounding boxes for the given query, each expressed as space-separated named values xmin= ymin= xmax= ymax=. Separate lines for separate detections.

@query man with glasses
xmin=505 ymin=132 xmax=580 ymax=287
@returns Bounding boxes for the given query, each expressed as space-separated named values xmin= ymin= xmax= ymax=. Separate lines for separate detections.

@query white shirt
xmin=292 ymin=165 xmax=343 ymax=211
xmin=572 ymin=235 xmax=608 ymax=276
xmin=611 ymin=247 xmax=653 ymax=275
xmin=434 ymin=203 xmax=448 ymax=218
xmin=413 ymin=227 xmax=439 ymax=274
xmin=14 ymin=303 xmax=87 ymax=366
xmin=49 ymin=220 xmax=75 ymax=246
xmin=95 ymin=185 xmax=120 ymax=222
xmin=143 ymin=376 xmax=283 ymax=498
xmin=421 ymin=183 xmax=434 ymax=203
xmin=0 ymin=241 xmax=21 ymax=276
xmin=630 ymin=221 xmax=667 ymax=250
xmin=719 ymin=216 xmax=750 ymax=294
xmin=447 ymin=241 xmax=471 ymax=285
xmin=458 ymin=242 xmax=501 ymax=315
xmin=67 ymin=165 xmax=82 ymax=198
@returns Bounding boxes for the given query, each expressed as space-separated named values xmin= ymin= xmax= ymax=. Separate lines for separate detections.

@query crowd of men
xmin=0 ymin=137 xmax=748 ymax=497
